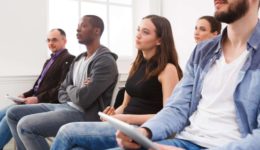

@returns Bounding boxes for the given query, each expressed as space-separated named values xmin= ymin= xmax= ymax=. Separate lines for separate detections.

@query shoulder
xmin=89 ymin=53 xmax=118 ymax=74
xmin=60 ymin=54 xmax=75 ymax=64
xmin=164 ymin=63 xmax=177 ymax=71
xmin=67 ymin=54 xmax=75 ymax=60
xmin=64 ymin=54 xmax=75 ymax=61
xmin=161 ymin=64 xmax=177 ymax=75
xmin=95 ymin=46 xmax=118 ymax=61
xmin=192 ymin=36 xmax=220 ymax=62
xmin=94 ymin=52 xmax=117 ymax=65
xmin=58 ymin=50 xmax=75 ymax=59
xmin=158 ymin=63 xmax=178 ymax=81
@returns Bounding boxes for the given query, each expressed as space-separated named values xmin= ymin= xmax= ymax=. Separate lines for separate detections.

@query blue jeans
xmin=51 ymin=122 xmax=118 ymax=150
xmin=0 ymin=105 xmax=13 ymax=150
xmin=6 ymin=103 xmax=88 ymax=150
xmin=156 ymin=138 xmax=206 ymax=150
xmin=109 ymin=138 xmax=205 ymax=150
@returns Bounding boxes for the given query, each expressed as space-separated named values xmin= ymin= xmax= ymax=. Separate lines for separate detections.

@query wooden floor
xmin=3 ymin=138 xmax=53 ymax=150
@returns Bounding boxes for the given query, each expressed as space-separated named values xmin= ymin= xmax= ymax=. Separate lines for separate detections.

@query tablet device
xmin=98 ymin=112 xmax=159 ymax=150
xmin=5 ymin=94 xmax=25 ymax=103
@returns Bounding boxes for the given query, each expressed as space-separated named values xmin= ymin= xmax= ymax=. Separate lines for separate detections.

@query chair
xmin=113 ymin=87 xmax=125 ymax=109
xmin=110 ymin=85 xmax=125 ymax=108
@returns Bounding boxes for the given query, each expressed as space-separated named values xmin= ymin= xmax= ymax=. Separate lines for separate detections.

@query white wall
xmin=162 ymin=0 xmax=215 ymax=69
xmin=133 ymin=0 xmax=218 ymax=69
xmin=0 ymin=0 xmax=217 ymax=76
xmin=118 ymin=0 xmax=163 ymax=74
xmin=0 ymin=0 xmax=48 ymax=76
xmin=0 ymin=0 xmax=48 ymax=108
xmin=0 ymin=0 xmax=259 ymax=108
xmin=0 ymin=76 xmax=36 ymax=109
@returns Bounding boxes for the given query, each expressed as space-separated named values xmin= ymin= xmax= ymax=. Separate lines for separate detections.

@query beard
xmin=78 ymin=36 xmax=95 ymax=45
xmin=215 ymin=0 xmax=249 ymax=24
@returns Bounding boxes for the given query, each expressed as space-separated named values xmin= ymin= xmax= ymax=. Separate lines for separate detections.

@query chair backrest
xmin=110 ymin=74 xmax=127 ymax=108
xmin=110 ymin=85 xmax=125 ymax=108
xmin=113 ymin=87 xmax=125 ymax=109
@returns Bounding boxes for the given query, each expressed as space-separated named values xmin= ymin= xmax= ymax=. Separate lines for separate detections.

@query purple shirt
xmin=33 ymin=49 xmax=65 ymax=93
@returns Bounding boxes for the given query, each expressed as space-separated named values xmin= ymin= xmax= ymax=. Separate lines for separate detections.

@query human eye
xmin=142 ymin=29 xmax=149 ymax=35
xmin=200 ymin=27 xmax=206 ymax=32
xmin=52 ymin=38 xmax=58 ymax=42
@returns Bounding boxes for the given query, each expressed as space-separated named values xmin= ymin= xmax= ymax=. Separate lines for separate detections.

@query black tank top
xmin=123 ymin=60 xmax=163 ymax=114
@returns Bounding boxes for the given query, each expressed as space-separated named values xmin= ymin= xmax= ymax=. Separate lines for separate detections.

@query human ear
xmin=213 ymin=31 xmax=218 ymax=36
xmin=156 ymin=38 xmax=161 ymax=45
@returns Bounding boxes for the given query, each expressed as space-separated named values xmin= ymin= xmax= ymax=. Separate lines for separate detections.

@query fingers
xmin=23 ymin=97 xmax=28 ymax=102
xmin=83 ymin=80 xmax=89 ymax=85
xmin=101 ymin=106 xmax=116 ymax=121
xmin=103 ymin=106 xmax=115 ymax=115
xmin=84 ymin=78 xmax=91 ymax=85
xmin=107 ymin=107 xmax=115 ymax=115
xmin=116 ymin=130 xmax=141 ymax=149
xmin=23 ymin=97 xmax=38 ymax=104
xmin=103 ymin=106 xmax=111 ymax=114
xmin=24 ymin=98 xmax=32 ymax=104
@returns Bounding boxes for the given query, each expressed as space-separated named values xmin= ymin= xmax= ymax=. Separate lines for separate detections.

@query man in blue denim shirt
xmin=116 ymin=0 xmax=260 ymax=150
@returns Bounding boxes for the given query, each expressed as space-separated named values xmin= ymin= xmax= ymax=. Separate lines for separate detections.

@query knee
xmin=0 ymin=110 xmax=6 ymax=119
xmin=57 ymin=123 xmax=76 ymax=137
xmin=2 ymin=116 xmax=8 ymax=125
xmin=0 ymin=116 xmax=9 ymax=129
xmin=17 ymin=116 xmax=34 ymax=136
xmin=65 ymin=122 xmax=113 ymax=136
xmin=6 ymin=105 xmax=20 ymax=122
xmin=55 ymin=123 xmax=76 ymax=142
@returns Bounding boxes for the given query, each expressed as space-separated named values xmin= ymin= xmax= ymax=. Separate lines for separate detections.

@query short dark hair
xmin=51 ymin=28 xmax=66 ymax=37
xmin=83 ymin=15 xmax=104 ymax=36
xmin=199 ymin=16 xmax=222 ymax=35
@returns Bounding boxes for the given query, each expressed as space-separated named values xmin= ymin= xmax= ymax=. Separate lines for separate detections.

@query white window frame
xmin=48 ymin=0 xmax=162 ymax=73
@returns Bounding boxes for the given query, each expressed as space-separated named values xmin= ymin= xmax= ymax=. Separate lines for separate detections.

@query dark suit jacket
xmin=23 ymin=49 xmax=75 ymax=103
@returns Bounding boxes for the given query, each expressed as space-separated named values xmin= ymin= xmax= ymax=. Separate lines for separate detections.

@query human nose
xmin=194 ymin=29 xmax=199 ymax=36
xmin=76 ymin=26 xmax=81 ymax=33
xmin=136 ymin=31 xmax=141 ymax=39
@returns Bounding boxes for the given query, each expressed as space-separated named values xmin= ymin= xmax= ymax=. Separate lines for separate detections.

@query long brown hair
xmin=129 ymin=15 xmax=183 ymax=80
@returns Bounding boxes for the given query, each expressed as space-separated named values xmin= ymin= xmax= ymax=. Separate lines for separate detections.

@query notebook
xmin=98 ymin=112 xmax=159 ymax=150
xmin=5 ymin=94 xmax=25 ymax=103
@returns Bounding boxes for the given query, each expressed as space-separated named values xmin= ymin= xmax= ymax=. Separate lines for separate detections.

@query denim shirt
xmin=143 ymin=21 xmax=260 ymax=150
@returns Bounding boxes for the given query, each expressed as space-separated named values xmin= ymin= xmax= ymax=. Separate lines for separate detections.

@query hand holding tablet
xmin=98 ymin=112 xmax=159 ymax=150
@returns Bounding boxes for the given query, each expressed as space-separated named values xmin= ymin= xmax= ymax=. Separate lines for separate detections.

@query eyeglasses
xmin=46 ymin=38 xmax=59 ymax=43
